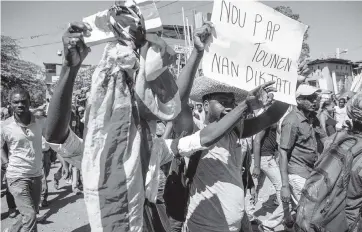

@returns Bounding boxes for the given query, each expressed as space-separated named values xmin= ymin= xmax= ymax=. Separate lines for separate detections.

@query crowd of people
xmin=1 ymin=95 xmax=85 ymax=230
xmin=1 ymin=10 xmax=362 ymax=232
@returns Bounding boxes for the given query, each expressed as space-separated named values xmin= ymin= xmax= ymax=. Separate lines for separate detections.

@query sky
xmin=1 ymin=1 xmax=362 ymax=67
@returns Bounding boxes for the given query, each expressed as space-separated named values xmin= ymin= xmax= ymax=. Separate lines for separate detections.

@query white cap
xmin=296 ymin=84 xmax=321 ymax=98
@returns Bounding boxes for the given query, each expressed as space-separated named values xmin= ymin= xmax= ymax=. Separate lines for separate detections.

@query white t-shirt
xmin=1 ymin=115 xmax=44 ymax=178
xmin=335 ymin=106 xmax=350 ymax=129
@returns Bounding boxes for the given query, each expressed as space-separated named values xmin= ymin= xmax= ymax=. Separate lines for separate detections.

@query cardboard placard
xmin=203 ymin=0 xmax=308 ymax=105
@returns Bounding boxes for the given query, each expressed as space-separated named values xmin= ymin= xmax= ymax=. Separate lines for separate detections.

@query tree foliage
xmin=73 ymin=65 xmax=95 ymax=107
xmin=274 ymin=6 xmax=310 ymax=63
xmin=1 ymin=35 xmax=46 ymax=108
xmin=50 ymin=65 xmax=95 ymax=108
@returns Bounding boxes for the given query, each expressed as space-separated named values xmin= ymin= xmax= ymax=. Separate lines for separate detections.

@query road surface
xmin=1 ymin=161 xmax=285 ymax=231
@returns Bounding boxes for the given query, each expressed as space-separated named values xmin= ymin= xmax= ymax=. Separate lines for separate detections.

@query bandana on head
xmin=347 ymin=92 xmax=362 ymax=124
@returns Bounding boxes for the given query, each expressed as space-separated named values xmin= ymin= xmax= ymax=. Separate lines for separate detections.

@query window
xmin=309 ymin=81 xmax=317 ymax=87
xmin=336 ymin=65 xmax=338 ymax=69
xmin=318 ymin=66 xmax=320 ymax=69
xmin=345 ymin=66 xmax=347 ymax=70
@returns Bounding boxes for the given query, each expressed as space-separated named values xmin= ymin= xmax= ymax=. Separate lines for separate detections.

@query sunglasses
xmin=299 ymin=94 xmax=321 ymax=102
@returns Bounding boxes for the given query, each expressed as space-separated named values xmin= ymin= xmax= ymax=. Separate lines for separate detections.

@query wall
xmin=308 ymin=62 xmax=353 ymax=93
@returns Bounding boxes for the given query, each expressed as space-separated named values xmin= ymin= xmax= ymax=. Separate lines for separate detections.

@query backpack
xmin=163 ymin=133 xmax=203 ymax=222
xmin=295 ymin=131 xmax=362 ymax=232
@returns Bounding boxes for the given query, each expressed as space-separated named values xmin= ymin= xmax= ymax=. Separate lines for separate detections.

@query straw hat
xmin=190 ymin=76 xmax=249 ymax=103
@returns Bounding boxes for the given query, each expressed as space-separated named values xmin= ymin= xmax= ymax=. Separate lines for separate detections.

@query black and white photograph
xmin=1 ymin=0 xmax=362 ymax=231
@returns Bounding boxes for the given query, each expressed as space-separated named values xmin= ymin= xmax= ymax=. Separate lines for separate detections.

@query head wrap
xmin=346 ymin=92 xmax=362 ymax=124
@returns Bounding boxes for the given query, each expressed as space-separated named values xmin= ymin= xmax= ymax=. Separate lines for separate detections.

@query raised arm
xmin=171 ymin=23 xmax=213 ymax=136
xmin=45 ymin=23 xmax=91 ymax=143
xmin=177 ymin=22 xmax=213 ymax=103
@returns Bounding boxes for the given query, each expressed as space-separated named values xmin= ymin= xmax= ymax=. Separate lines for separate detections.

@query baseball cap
xmin=296 ymin=84 xmax=321 ymax=98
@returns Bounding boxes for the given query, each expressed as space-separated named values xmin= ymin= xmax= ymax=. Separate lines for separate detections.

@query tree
xmin=274 ymin=6 xmax=310 ymax=64
xmin=1 ymin=35 xmax=46 ymax=108
xmin=74 ymin=65 xmax=95 ymax=91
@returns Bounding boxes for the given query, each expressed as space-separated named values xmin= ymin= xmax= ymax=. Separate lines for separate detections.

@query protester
xmin=239 ymin=116 xmax=257 ymax=222
xmin=335 ymin=97 xmax=351 ymax=131
xmin=143 ymin=121 xmax=171 ymax=232
xmin=77 ymin=106 xmax=85 ymax=134
xmin=178 ymin=75 xmax=288 ymax=232
xmin=44 ymin=20 xmax=215 ymax=231
xmin=294 ymin=92 xmax=362 ymax=232
xmin=318 ymin=99 xmax=337 ymax=136
xmin=68 ymin=107 xmax=82 ymax=194
xmin=43 ymin=18 xmax=290 ymax=231
xmin=253 ymin=120 xmax=283 ymax=232
xmin=1 ymin=88 xmax=44 ymax=232
xmin=279 ymin=84 xmax=327 ymax=224
xmin=345 ymin=92 xmax=362 ymax=232
xmin=194 ymin=103 xmax=205 ymax=122
xmin=53 ymin=153 xmax=70 ymax=190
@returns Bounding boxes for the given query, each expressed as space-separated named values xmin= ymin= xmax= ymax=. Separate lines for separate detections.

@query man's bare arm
xmin=176 ymin=22 xmax=212 ymax=103
xmin=45 ymin=23 xmax=91 ymax=143
xmin=252 ymin=129 xmax=266 ymax=178
xmin=243 ymin=101 xmax=289 ymax=138
xmin=200 ymin=102 xmax=248 ymax=147
xmin=45 ymin=66 xmax=80 ymax=143
xmin=279 ymin=148 xmax=290 ymax=188
xmin=177 ymin=49 xmax=203 ymax=103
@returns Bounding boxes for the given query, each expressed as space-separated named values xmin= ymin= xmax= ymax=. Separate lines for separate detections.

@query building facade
xmin=307 ymin=58 xmax=354 ymax=94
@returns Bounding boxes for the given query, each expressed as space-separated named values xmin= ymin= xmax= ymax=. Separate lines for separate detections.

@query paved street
xmin=1 ymin=162 xmax=89 ymax=232
xmin=1 ymin=161 xmax=285 ymax=232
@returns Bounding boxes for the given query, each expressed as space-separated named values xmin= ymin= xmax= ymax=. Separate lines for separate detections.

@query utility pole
xmin=336 ymin=47 xmax=348 ymax=59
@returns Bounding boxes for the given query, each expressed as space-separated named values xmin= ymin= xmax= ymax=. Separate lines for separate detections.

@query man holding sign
xmin=202 ymin=0 xmax=308 ymax=105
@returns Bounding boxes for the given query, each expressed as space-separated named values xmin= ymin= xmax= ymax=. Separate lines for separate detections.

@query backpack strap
xmin=349 ymin=134 xmax=362 ymax=158
xmin=328 ymin=131 xmax=361 ymax=154
xmin=348 ymin=205 xmax=362 ymax=232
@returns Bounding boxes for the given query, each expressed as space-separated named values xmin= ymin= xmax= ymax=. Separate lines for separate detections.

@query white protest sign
xmin=203 ymin=0 xmax=308 ymax=105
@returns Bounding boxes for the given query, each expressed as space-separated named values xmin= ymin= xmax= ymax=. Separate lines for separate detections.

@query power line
xmin=348 ymin=45 xmax=362 ymax=53
xmin=166 ymin=2 xmax=212 ymax=16
xmin=14 ymin=25 xmax=67 ymax=41
xmin=19 ymin=41 xmax=62 ymax=49
xmin=16 ymin=2 xmax=213 ymax=49
xmin=158 ymin=0 xmax=179 ymax=9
